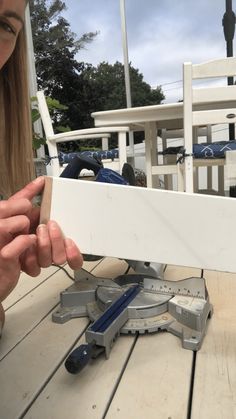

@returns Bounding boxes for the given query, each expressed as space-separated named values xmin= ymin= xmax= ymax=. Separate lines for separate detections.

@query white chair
xmin=153 ymin=126 xmax=212 ymax=192
xmin=36 ymin=90 xmax=130 ymax=176
xmin=183 ymin=57 xmax=236 ymax=193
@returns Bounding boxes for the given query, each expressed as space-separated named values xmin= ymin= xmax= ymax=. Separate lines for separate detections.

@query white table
xmin=92 ymin=103 xmax=183 ymax=188
xmin=92 ymin=100 xmax=235 ymax=188
xmin=0 ymin=257 xmax=236 ymax=419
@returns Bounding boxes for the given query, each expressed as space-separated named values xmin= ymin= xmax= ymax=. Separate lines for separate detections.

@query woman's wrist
xmin=0 ymin=303 xmax=5 ymax=337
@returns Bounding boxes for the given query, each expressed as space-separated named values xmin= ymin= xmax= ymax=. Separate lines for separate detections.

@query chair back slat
xmin=193 ymin=85 xmax=236 ymax=104
xmin=36 ymin=91 xmax=54 ymax=138
xmin=183 ymin=57 xmax=236 ymax=193
xmin=193 ymin=108 xmax=236 ymax=126
xmin=192 ymin=57 xmax=236 ymax=79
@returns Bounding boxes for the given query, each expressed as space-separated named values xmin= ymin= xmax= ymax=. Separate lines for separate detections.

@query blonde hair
xmin=0 ymin=25 xmax=35 ymax=198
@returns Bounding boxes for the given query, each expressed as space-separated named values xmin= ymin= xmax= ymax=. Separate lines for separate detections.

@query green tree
xmin=30 ymin=1 xmax=165 ymax=146
xmin=82 ymin=61 xmax=164 ymax=112
xmin=30 ymin=0 xmax=97 ymax=130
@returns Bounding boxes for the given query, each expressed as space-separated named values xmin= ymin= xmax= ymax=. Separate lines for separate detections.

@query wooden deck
xmin=0 ymin=257 xmax=235 ymax=419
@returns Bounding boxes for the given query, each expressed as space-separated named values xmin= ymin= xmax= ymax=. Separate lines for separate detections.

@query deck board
xmin=0 ymin=260 xmax=101 ymax=419
xmin=191 ymin=270 xmax=236 ymax=419
xmin=1 ymin=257 xmax=230 ymax=419
xmin=105 ymin=265 xmax=200 ymax=419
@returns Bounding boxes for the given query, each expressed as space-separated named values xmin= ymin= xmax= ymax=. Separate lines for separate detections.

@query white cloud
xmin=62 ymin=0 xmax=233 ymax=102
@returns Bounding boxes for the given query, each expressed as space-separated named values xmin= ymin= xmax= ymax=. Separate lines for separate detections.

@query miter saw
xmin=52 ymin=263 xmax=213 ymax=375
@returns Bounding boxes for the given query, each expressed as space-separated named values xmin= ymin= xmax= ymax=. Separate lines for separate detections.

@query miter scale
xmin=52 ymin=265 xmax=213 ymax=374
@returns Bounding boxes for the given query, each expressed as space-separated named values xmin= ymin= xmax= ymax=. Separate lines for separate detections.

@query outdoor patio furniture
xmin=158 ymin=125 xmax=226 ymax=193
xmin=182 ymin=57 xmax=236 ymax=193
xmin=92 ymin=62 xmax=236 ymax=190
xmin=36 ymin=90 xmax=130 ymax=176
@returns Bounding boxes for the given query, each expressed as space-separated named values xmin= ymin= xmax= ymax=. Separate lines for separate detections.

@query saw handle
xmin=65 ymin=343 xmax=93 ymax=374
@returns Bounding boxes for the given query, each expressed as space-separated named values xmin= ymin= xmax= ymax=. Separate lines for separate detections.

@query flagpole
xmin=120 ymin=0 xmax=134 ymax=161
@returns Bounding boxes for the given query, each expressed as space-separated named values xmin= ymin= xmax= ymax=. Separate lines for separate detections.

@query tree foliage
xmin=30 ymin=0 xmax=165 ymax=146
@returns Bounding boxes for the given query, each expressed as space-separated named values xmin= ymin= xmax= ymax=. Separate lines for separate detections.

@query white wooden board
xmin=41 ymin=176 xmax=236 ymax=273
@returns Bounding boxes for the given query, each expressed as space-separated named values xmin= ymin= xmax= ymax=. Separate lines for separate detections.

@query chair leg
xmin=102 ymin=137 xmax=109 ymax=151
xmin=177 ymin=163 xmax=185 ymax=191
xmin=145 ymin=122 xmax=157 ymax=188
xmin=184 ymin=156 xmax=194 ymax=193
xmin=218 ymin=166 xmax=224 ymax=195
xmin=118 ymin=131 xmax=127 ymax=174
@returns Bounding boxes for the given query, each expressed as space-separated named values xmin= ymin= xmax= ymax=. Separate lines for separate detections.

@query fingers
xmin=0 ymin=215 xmax=30 ymax=239
xmin=10 ymin=177 xmax=45 ymax=202
xmin=27 ymin=206 xmax=40 ymax=233
xmin=37 ymin=221 xmax=83 ymax=270
xmin=21 ymin=245 xmax=41 ymax=277
xmin=65 ymin=238 xmax=83 ymax=270
xmin=0 ymin=234 xmax=37 ymax=260
xmin=0 ymin=198 xmax=32 ymax=219
xmin=36 ymin=224 xmax=52 ymax=268
xmin=47 ymin=221 xmax=67 ymax=265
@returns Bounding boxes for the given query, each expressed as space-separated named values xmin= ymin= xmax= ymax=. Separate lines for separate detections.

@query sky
xmin=62 ymin=0 xmax=232 ymax=103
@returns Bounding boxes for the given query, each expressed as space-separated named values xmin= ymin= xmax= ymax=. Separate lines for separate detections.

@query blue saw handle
xmin=65 ymin=343 xmax=93 ymax=374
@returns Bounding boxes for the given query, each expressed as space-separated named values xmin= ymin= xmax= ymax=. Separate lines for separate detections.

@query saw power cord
xmin=51 ymin=264 xmax=75 ymax=281
xmin=52 ymin=261 xmax=132 ymax=281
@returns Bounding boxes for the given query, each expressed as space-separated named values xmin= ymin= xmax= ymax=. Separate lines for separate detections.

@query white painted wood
xmin=225 ymin=150 xmax=236 ymax=187
xmin=92 ymin=93 xmax=235 ymax=193
xmin=192 ymin=57 xmax=236 ymax=79
xmin=50 ymin=132 xmax=111 ymax=143
xmin=0 ymin=268 xmax=74 ymax=360
xmin=144 ymin=122 xmax=155 ymax=188
xmin=193 ymin=85 xmax=236 ymax=104
xmin=0 ymin=312 xmax=89 ymax=419
xmin=182 ymin=57 xmax=236 ymax=193
xmin=106 ymin=334 xmax=192 ymax=419
xmin=191 ymin=269 xmax=236 ymax=419
xmin=3 ymin=265 xmax=59 ymax=310
xmin=184 ymin=62 xmax=194 ymax=193
xmin=152 ymin=165 xmax=178 ymax=175
xmin=41 ymin=177 xmax=236 ymax=272
xmin=92 ymin=102 xmax=183 ymax=127
xmin=193 ymin=108 xmax=236 ymax=126
xmin=36 ymin=91 xmax=130 ymax=176
xmin=0 ymin=259 xmax=103 ymax=418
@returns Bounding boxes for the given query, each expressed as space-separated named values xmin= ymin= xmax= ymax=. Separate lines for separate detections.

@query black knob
xmin=65 ymin=343 xmax=93 ymax=374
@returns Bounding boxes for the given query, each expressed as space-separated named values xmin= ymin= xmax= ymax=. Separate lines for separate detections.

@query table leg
xmin=145 ymin=122 xmax=157 ymax=188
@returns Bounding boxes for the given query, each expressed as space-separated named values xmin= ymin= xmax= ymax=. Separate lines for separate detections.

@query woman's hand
xmin=0 ymin=233 xmax=37 ymax=302
xmin=21 ymin=221 xmax=83 ymax=276
xmin=0 ymin=176 xmax=83 ymax=304
xmin=0 ymin=195 xmax=38 ymax=301
xmin=9 ymin=176 xmax=83 ymax=272
xmin=9 ymin=176 xmax=45 ymax=233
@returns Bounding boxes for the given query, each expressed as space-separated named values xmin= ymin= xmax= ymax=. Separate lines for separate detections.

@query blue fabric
xmin=193 ymin=141 xmax=236 ymax=158
xmin=96 ymin=168 xmax=129 ymax=185
xmin=59 ymin=149 xmax=119 ymax=164
xmin=162 ymin=140 xmax=236 ymax=159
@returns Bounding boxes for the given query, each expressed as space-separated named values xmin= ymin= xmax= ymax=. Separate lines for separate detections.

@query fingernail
xmin=37 ymin=224 xmax=48 ymax=235
xmin=49 ymin=221 xmax=59 ymax=230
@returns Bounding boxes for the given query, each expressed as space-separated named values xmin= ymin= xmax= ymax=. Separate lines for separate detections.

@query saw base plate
xmin=53 ymin=269 xmax=213 ymax=351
